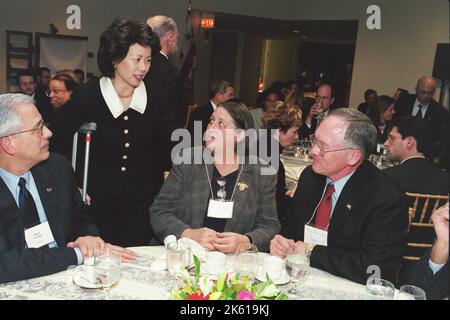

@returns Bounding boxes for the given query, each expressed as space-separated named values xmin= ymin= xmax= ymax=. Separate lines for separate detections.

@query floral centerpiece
xmin=171 ymin=256 xmax=288 ymax=300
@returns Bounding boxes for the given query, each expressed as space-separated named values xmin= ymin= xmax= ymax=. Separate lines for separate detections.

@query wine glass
xmin=397 ymin=285 xmax=426 ymax=300
xmin=285 ymin=244 xmax=310 ymax=297
xmin=365 ymin=278 xmax=395 ymax=300
xmin=229 ymin=243 xmax=259 ymax=280
xmin=94 ymin=251 xmax=121 ymax=300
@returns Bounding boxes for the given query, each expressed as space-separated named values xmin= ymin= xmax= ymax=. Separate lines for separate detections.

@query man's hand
xmin=104 ymin=244 xmax=138 ymax=262
xmin=78 ymin=188 xmax=92 ymax=206
xmin=67 ymin=236 xmax=105 ymax=258
xmin=432 ymin=202 xmax=449 ymax=244
xmin=212 ymin=232 xmax=250 ymax=253
xmin=181 ymin=227 xmax=218 ymax=251
xmin=430 ymin=203 xmax=449 ymax=265
xmin=270 ymin=234 xmax=295 ymax=258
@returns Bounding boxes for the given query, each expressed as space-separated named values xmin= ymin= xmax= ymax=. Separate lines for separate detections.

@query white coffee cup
xmin=205 ymin=251 xmax=227 ymax=275
xmin=262 ymin=255 xmax=284 ymax=280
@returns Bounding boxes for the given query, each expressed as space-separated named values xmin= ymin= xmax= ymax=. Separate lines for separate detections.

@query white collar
xmin=400 ymin=155 xmax=426 ymax=164
xmin=160 ymin=51 xmax=169 ymax=60
xmin=414 ymin=98 xmax=429 ymax=109
xmin=99 ymin=77 xmax=147 ymax=118
xmin=210 ymin=100 xmax=217 ymax=111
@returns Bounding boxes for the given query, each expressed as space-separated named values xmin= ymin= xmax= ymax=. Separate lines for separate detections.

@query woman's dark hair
xmin=367 ymin=95 xmax=395 ymax=126
xmin=97 ymin=17 xmax=160 ymax=77
xmin=217 ymin=99 xmax=254 ymax=157
xmin=218 ymin=99 xmax=254 ymax=130
xmin=50 ymin=74 xmax=78 ymax=91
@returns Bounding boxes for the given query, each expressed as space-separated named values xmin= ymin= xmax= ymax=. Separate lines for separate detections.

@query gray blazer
xmin=149 ymin=152 xmax=280 ymax=252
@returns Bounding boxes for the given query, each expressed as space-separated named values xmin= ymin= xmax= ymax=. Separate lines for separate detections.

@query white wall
xmin=1 ymin=0 xmax=449 ymax=108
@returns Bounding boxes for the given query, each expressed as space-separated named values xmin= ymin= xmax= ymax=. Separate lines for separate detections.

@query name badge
xmin=24 ymin=222 xmax=55 ymax=248
xmin=304 ymin=224 xmax=328 ymax=247
xmin=207 ymin=199 xmax=234 ymax=219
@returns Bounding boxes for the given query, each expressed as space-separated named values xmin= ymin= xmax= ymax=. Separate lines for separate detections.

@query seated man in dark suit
xmin=357 ymin=88 xmax=377 ymax=115
xmin=298 ymin=84 xmax=339 ymax=139
xmin=187 ymin=80 xmax=234 ymax=146
xmin=270 ymin=108 xmax=409 ymax=284
xmin=0 ymin=93 xmax=135 ymax=284
xmin=383 ymin=116 xmax=448 ymax=280
xmin=16 ymin=70 xmax=52 ymax=124
xmin=406 ymin=203 xmax=448 ymax=300
xmin=383 ymin=116 xmax=448 ymax=195
xmin=395 ymin=76 xmax=449 ymax=158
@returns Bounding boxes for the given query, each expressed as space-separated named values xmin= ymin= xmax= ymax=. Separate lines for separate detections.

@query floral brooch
xmin=237 ymin=182 xmax=248 ymax=191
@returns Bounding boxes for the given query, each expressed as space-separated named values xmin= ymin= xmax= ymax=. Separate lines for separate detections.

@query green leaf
xmin=193 ymin=255 xmax=201 ymax=290
xmin=216 ymin=271 xmax=227 ymax=292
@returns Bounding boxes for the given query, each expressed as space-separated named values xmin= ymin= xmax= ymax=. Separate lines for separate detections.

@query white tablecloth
xmin=280 ymin=154 xmax=311 ymax=187
xmin=0 ymin=246 xmax=370 ymax=300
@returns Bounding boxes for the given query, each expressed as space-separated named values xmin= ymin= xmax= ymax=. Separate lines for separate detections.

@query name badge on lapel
xmin=207 ymin=200 xmax=234 ymax=219
xmin=24 ymin=222 xmax=55 ymax=248
xmin=304 ymin=224 xmax=328 ymax=247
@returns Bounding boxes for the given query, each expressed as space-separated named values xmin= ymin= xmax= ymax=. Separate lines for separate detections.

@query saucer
xmin=256 ymin=270 xmax=291 ymax=285
xmin=72 ymin=266 xmax=102 ymax=289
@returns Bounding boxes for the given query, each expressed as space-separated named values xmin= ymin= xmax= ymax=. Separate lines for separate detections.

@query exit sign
xmin=201 ymin=15 xmax=215 ymax=29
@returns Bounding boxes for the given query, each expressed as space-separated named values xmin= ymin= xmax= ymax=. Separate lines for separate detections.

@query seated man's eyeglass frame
xmin=310 ymin=135 xmax=356 ymax=156
xmin=1 ymin=121 xmax=48 ymax=139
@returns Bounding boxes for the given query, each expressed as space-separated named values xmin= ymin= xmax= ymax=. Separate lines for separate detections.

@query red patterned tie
xmin=315 ymin=183 xmax=335 ymax=230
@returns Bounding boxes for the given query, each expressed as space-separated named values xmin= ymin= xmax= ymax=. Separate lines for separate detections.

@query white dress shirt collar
xmin=159 ymin=51 xmax=169 ymax=60
xmin=99 ymin=77 xmax=147 ymax=119
xmin=210 ymin=100 xmax=218 ymax=111
xmin=412 ymin=98 xmax=429 ymax=118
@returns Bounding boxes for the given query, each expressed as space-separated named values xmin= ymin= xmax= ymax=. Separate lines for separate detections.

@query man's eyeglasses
xmin=46 ymin=88 xmax=67 ymax=97
xmin=1 ymin=121 xmax=48 ymax=138
xmin=315 ymin=95 xmax=331 ymax=102
xmin=310 ymin=135 xmax=355 ymax=156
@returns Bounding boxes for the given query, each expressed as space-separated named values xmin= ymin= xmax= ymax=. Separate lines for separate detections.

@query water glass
xmin=94 ymin=251 xmax=121 ymax=300
xmin=365 ymin=278 xmax=395 ymax=300
xmin=166 ymin=242 xmax=188 ymax=276
xmin=229 ymin=244 xmax=259 ymax=279
xmin=397 ymin=285 xmax=426 ymax=300
xmin=285 ymin=244 xmax=310 ymax=296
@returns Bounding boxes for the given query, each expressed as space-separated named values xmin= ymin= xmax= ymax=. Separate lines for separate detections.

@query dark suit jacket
xmin=383 ymin=157 xmax=448 ymax=196
xmin=0 ymin=153 xmax=98 ymax=284
xmin=281 ymin=161 xmax=409 ymax=284
xmin=150 ymin=148 xmax=281 ymax=252
xmin=34 ymin=85 xmax=52 ymax=124
xmin=384 ymin=157 xmax=449 ymax=269
xmin=395 ymin=94 xmax=449 ymax=152
xmin=187 ymin=101 xmax=214 ymax=146
xmin=145 ymin=52 xmax=186 ymax=128
xmin=406 ymin=249 xmax=448 ymax=300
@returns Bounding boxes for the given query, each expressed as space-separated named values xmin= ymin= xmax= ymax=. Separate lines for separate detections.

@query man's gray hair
xmin=329 ymin=108 xmax=377 ymax=159
xmin=149 ymin=16 xmax=178 ymax=39
xmin=209 ymin=80 xmax=232 ymax=99
xmin=0 ymin=93 xmax=34 ymax=137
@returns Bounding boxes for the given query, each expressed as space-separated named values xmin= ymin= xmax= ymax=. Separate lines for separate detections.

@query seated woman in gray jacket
xmin=150 ymin=100 xmax=280 ymax=253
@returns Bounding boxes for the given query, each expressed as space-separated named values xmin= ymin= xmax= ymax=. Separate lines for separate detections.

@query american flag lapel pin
xmin=46 ymin=187 xmax=53 ymax=192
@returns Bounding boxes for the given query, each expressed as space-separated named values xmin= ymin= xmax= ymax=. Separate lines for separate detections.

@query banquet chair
xmin=184 ymin=103 xmax=198 ymax=128
xmin=403 ymin=192 xmax=449 ymax=262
